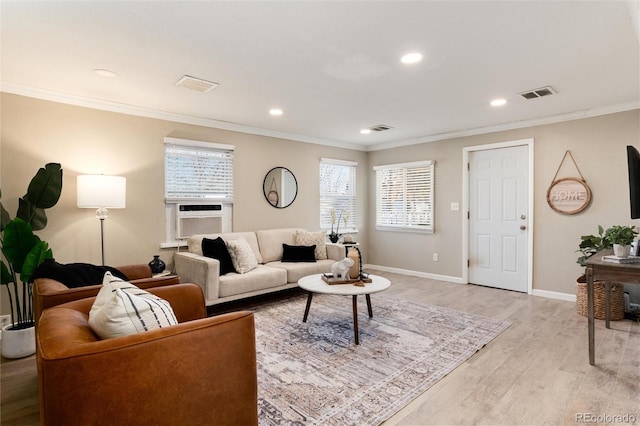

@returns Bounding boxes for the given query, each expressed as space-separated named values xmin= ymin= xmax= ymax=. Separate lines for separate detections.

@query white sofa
xmin=173 ymin=228 xmax=345 ymax=306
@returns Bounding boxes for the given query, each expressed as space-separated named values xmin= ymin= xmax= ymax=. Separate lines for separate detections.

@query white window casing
xmin=320 ymin=158 xmax=357 ymax=232
xmin=163 ymin=138 xmax=234 ymax=246
xmin=374 ymin=160 xmax=435 ymax=233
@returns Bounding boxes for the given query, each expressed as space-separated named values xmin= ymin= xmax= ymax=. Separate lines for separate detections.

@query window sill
xmin=375 ymin=225 xmax=433 ymax=234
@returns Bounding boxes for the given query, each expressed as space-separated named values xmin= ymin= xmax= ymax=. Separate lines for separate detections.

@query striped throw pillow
xmin=88 ymin=272 xmax=178 ymax=339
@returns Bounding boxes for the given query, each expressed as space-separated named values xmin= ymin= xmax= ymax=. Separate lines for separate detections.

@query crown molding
xmin=368 ymin=101 xmax=640 ymax=151
xmin=2 ymin=82 xmax=637 ymax=153
xmin=0 ymin=82 xmax=368 ymax=152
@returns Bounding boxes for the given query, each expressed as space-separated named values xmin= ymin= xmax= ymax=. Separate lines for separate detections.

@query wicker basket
xmin=576 ymin=277 xmax=625 ymax=320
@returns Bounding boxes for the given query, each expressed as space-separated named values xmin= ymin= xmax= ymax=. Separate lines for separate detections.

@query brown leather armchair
xmin=36 ymin=283 xmax=258 ymax=426
xmin=33 ymin=264 xmax=181 ymax=327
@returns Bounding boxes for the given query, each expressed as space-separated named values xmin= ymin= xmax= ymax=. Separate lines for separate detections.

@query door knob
xmin=520 ymin=225 xmax=527 ymax=230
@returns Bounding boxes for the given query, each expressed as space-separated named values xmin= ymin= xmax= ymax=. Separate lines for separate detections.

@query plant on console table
xmin=604 ymin=225 xmax=637 ymax=258
xmin=0 ymin=163 xmax=63 ymax=358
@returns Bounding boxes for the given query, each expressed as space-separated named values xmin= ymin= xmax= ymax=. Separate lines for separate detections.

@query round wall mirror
xmin=263 ymin=167 xmax=298 ymax=208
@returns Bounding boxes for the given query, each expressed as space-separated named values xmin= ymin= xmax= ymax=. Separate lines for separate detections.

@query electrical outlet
xmin=0 ymin=314 xmax=10 ymax=329
xmin=433 ymin=253 xmax=439 ymax=262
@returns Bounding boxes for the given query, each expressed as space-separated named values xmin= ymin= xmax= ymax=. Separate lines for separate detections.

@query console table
xmin=585 ymin=249 xmax=640 ymax=365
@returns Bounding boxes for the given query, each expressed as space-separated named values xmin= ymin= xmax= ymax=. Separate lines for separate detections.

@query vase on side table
xmin=149 ymin=255 xmax=166 ymax=274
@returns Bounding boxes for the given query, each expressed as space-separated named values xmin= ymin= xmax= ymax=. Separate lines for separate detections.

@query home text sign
xmin=546 ymin=177 xmax=592 ymax=215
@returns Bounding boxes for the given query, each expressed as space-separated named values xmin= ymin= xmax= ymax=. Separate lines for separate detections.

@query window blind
xmin=320 ymin=159 xmax=357 ymax=230
xmin=374 ymin=160 xmax=434 ymax=232
xmin=165 ymin=140 xmax=234 ymax=200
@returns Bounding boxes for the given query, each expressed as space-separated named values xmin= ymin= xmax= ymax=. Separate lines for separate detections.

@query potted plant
xmin=1 ymin=163 xmax=63 ymax=358
xmin=604 ymin=225 xmax=638 ymax=258
xmin=328 ymin=208 xmax=350 ymax=243
xmin=576 ymin=225 xmax=611 ymax=268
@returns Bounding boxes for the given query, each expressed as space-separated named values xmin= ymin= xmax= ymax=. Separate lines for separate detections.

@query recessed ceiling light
xmin=400 ymin=52 xmax=423 ymax=64
xmin=490 ymin=98 xmax=507 ymax=107
xmin=269 ymin=108 xmax=283 ymax=116
xmin=360 ymin=128 xmax=372 ymax=135
xmin=93 ymin=69 xmax=118 ymax=78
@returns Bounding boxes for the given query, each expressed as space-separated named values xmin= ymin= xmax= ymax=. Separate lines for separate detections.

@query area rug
xmin=253 ymin=293 xmax=511 ymax=425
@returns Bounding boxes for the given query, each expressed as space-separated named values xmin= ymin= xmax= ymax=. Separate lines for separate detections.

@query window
xmin=162 ymin=137 xmax=234 ymax=247
xmin=165 ymin=138 xmax=234 ymax=201
xmin=374 ymin=160 xmax=435 ymax=233
xmin=319 ymin=158 xmax=357 ymax=231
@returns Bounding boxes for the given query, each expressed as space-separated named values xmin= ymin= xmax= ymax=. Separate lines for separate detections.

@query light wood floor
xmin=1 ymin=270 xmax=638 ymax=426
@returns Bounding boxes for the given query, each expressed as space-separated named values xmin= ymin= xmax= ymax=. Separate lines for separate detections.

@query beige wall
xmin=368 ymin=109 xmax=640 ymax=296
xmin=2 ymin=92 xmax=639 ymax=317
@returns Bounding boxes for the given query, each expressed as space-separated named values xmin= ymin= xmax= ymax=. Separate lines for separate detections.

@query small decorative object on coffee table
xmin=298 ymin=273 xmax=391 ymax=345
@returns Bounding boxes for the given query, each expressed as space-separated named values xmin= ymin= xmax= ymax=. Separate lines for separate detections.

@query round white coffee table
xmin=297 ymin=274 xmax=391 ymax=345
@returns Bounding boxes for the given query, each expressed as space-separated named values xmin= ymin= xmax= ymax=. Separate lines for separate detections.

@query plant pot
xmin=613 ymin=244 xmax=631 ymax=258
xmin=1 ymin=323 xmax=36 ymax=359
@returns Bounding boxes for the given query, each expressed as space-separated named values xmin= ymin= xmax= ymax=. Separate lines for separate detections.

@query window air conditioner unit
xmin=176 ymin=204 xmax=225 ymax=239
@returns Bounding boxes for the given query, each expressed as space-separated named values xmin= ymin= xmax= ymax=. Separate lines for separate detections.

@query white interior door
xmin=468 ymin=145 xmax=529 ymax=292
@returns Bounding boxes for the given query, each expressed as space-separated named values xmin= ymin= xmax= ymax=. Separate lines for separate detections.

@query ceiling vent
xmin=368 ymin=124 xmax=394 ymax=132
xmin=519 ymin=86 xmax=557 ymax=100
xmin=175 ymin=75 xmax=219 ymax=92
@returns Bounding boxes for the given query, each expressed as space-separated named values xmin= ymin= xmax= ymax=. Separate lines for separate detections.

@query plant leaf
xmin=21 ymin=241 xmax=52 ymax=283
xmin=29 ymin=208 xmax=47 ymax=231
xmin=2 ymin=218 xmax=40 ymax=273
xmin=24 ymin=163 xmax=63 ymax=209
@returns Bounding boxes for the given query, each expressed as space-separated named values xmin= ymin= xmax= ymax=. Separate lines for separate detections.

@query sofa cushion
xmin=88 ymin=272 xmax=178 ymax=339
xmin=295 ymin=230 xmax=327 ymax=260
xmin=31 ymin=258 xmax=129 ymax=288
xmin=267 ymin=259 xmax=337 ymax=283
xmin=188 ymin=232 xmax=263 ymax=264
xmin=226 ymin=238 xmax=259 ymax=274
xmin=202 ymin=237 xmax=236 ymax=275
xmin=282 ymin=244 xmax=317 ymax=263
xmin=256 ymin=228 xmax=302 ymax=263
xmin=218 ymin=265 xmax=288 ymax=298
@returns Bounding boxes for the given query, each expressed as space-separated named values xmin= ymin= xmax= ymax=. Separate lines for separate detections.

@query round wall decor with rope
xmin=547 ymin=151 xmax=592 ymax=215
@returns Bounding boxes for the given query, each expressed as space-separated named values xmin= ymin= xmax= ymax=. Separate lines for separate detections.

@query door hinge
xmin=467 ymin=162 xmax=470 ymax=171
xmin=467 ymin=259 xmax=470 ymax=267
xmin=467 ymin=211 xmax=470 ymax=220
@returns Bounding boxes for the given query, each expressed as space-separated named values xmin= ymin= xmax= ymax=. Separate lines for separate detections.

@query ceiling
xmin=1 ymin=1 xmax=639 ymax=151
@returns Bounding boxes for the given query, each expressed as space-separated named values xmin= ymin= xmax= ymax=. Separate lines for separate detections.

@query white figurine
xmin=331 ymin=257 xmax=354 ymax=280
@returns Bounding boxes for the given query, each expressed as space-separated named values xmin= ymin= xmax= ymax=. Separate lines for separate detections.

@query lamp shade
xmin=77 ymin=175 xmax=126 ymax=208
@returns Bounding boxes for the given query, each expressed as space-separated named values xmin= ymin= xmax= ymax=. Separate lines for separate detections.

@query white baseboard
xmin=365 ymin=264 xmax=576 ymax=302
xmin=531 ymin=289 xmax=576 ymax=302
xmin=364 ymin=264 xmax=466 ymax=284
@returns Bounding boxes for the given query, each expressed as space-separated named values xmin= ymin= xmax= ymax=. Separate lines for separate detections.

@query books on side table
xmin=602 ymin=255 xmax=640 ymax=264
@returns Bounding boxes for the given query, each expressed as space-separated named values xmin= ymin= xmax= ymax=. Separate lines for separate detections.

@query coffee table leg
xmin=352 ymin=295 xmax=360 ymax=345
xmin=366 ymin=294 xmax=373 ymax=318
xmin=303 ymin=292 xmax=313 ymax=322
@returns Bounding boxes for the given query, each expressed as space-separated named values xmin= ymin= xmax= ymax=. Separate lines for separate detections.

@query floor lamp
xmin=77 ymin=174 xmax=126 ymax=265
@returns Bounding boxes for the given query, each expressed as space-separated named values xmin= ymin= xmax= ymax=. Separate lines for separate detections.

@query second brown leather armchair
xmin=33 ymin=263 xmax=181 ymax=327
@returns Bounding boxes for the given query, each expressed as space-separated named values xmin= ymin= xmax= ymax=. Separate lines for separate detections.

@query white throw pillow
xmin=295 ymin=230 xmax=327 ymax=260
xmin=226 ymin=238 xmax=258 ymax=273
xmin=88 ymin=272 xmax=178 ymax=339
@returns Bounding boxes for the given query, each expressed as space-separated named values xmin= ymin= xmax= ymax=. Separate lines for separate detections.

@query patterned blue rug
xmin=253 ymin=293 xmax=511 ymax=425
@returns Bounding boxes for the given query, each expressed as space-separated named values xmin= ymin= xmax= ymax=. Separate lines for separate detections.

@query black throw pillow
xmin=30 ymin=258 xmax=130 ymax=288
xmin=202 ymin=237 xmax=236 ymax=275
xmin=281 ymin=243 xmax=317 ymax=263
